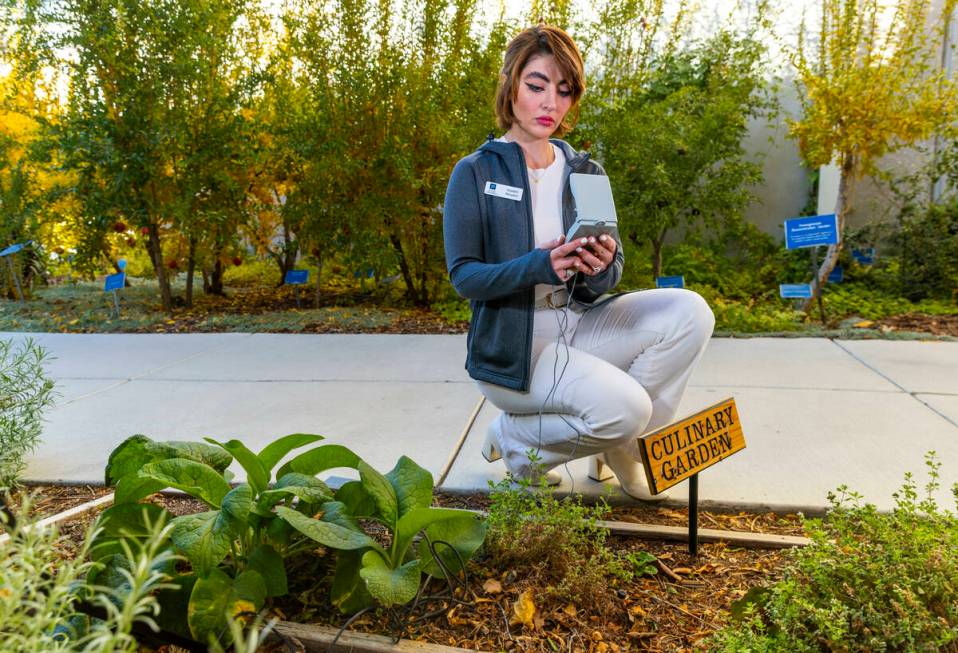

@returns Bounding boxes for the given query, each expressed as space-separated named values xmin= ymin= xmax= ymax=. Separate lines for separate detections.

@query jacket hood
xmin=478 ymin=136 xmax=592 ymax=170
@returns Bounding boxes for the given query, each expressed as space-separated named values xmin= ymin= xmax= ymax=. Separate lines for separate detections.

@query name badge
xmin=484 ymin=181 xmax=523 ymax=201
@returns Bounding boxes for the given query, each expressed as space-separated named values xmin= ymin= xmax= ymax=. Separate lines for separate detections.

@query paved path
xmin=11 ymin=332 xmax=958 ymax=512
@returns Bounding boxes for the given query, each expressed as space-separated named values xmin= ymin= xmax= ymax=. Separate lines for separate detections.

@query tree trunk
xmin=388 ymin=231 xmax=419 ymax=305
xmin=650 ymin=229 xmax=667 ymax=281
xmin=314 ymin=253 xmax=324 ymax=309
xmin=145 ymin=223 xmax=173 ymax=315
xmin=208 ymin=258 xmax=225 ymax=296
xmin=799 ymin=153 xmax=855 ymax=313
xmin=185 ymin=236 xmax=197 ymax=308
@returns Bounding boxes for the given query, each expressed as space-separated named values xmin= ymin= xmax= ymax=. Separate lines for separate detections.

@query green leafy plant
xmin=710 ymin=452 xmax=958 ymax=652
xmin=276 ymin=455 xmax=487 ymax=613
xmin=97 ymin=433 xmax=486 ymax=643
xmin=97 ymin=432 xmax=339 ymax=643
xmin=0 ymin=338 xmax=56 ymax=490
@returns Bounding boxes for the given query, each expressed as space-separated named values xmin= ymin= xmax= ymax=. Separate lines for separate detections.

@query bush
xmin=483 ymin=476 xmax=654 ymax=614
xmin=710 ymin=453 xmax=958 ymax=652
xmin=822 ymin=283 xmax=956 ymax=321
xmin=896 ymin=196 xmax=958 ymax=302
xmin=0 ymin=338 xmax=55 ymax=489
xmin=0 ymin=494 xmax=172 ymax=652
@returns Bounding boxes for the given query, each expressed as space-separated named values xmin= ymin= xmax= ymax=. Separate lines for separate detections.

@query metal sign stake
xmin=688 ymin=473 xmax=699 ymax=557
xmin=811 ymin=246 xmax=826 ymax=324
xmin=112 ymin=289 xmax=121 ymax=318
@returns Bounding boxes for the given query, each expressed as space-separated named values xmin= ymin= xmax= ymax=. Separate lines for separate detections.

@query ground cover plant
xmin=96 ymin=433 xmax=485 ymax=646
xmin=710 ymin=453 xmax=958 ymax=652
xmin=482 ymin=476 xmax=655 ymax=616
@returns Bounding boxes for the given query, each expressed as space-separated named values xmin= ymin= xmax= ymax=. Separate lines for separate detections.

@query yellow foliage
xmin=788 ymin=0 xmax=958 ymax=175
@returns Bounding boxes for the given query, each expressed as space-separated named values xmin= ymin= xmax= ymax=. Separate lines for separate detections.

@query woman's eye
xmin=526 ymin=83 xmax=543 ymax=93
xmin=558 ymin=89 xmax=572 ymax=97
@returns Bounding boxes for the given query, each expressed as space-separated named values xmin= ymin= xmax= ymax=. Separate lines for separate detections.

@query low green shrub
xmin=896 ymin=196 xmax=958 ymax=302
xmin=483 ymin=475 xmax=656 ymax=614
xmin=0 ymin=338 xmax=55 ymax=489
xmin=433 ymin=297 xmax=471 ymax=324
xmin=710 ymin=453 xmax=958 ymax=652
xmin=822 ymin=283 xmax=957 ymax=321
xmin=0 ymin=494 xmax=175 ymax=652
xmin=98 ymin=433 xmax=485 ymax=644
xmin=221 ymin=258 xmax=282 ymax=287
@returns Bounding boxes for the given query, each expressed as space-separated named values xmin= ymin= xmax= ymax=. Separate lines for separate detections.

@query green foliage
xmin=99 ymin=433 xmax=486 ymax=641
xmin=99 ymin=432 xmax=330 ymax=643
xmin=0 ymin=337 xmax=55 ymax=489
xmin=584 ymin=12 xmax=775 ymax=279
xmin=281 ymin=455 xmax=487 ymax=611
xmin=0 ymin=493 xmax=178 ymax=653
xmin=895 ymin=196 xmax=958 ymax=302
xmin=821 ymin=283 xmax=956 ymax=321
xmin=433 ymin=297 xmax=471 ymax=324
xmin=710 ymin=453 xmax=958 ymax=652
xmin=483 ymin=477 xmax=655 ymax=611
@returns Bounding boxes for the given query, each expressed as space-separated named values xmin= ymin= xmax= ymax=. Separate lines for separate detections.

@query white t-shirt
xmin=495 ymin=138 xmax=566 ymax=302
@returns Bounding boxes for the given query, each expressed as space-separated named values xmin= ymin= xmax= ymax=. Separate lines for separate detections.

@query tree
xmin=0 ymin=29 xmax=72 ymax=294
xmin=284 ymin=0 xmax=506 ymax=306
xmin=17 ymin=0 xmax=265 ymax=314
xmin=790 ymin=0 xmax=958 ymax=311
xmin=581 ymin=0 xmax=773 ymax=280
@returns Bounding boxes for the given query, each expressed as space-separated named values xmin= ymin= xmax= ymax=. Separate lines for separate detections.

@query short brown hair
xmin=495 ymin=25 xmax=585 ymax=137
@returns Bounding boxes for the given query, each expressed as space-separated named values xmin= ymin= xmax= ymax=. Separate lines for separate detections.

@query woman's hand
xmin=575 ymin=234 xmax=617 ymax=276
xmin=541 ymin=235 xmax=593 ymax=281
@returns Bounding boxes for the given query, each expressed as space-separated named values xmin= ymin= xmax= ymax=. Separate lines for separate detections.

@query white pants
xmin=477 ymin=288 xmax=715 ymax=479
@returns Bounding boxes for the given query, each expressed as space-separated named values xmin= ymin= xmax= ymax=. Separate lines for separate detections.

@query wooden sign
xmin=638 ymin=397 xmax=745 ymax=495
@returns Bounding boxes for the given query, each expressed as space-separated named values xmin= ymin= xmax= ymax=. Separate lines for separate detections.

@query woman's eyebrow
xmin=524 ymin=71 xmax=570 ymax=86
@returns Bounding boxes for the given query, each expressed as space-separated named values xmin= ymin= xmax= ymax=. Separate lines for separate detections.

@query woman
xmin=442 ymin=25 xmax=714 ymax=500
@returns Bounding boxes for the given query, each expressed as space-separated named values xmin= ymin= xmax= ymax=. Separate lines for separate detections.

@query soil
xmin=18 ymin=487 xmax=803 ymax=652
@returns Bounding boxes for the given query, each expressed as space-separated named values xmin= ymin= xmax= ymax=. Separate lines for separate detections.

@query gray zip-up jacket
xmin=443 ymin=136 xmax=624 ymax=391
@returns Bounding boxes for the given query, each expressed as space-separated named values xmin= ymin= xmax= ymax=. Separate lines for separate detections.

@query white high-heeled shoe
xmin=588 ymin=449 xmax=668 ymax=502
xmin=482 ymin=425 xmax=560 ymax=487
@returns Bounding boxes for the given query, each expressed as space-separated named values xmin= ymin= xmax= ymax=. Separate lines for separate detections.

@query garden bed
xmin=19 ymin=484 xmax=803 ymax=652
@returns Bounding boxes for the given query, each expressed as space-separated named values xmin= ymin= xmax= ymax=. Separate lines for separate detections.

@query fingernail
xmin=589 ymin=237 xmax=596 ymax=243
xmin=576 ymin=247 xmax=583 ymax=253
xmin=600 ymin=235 xmax=607 ymax=241
xmin=581 ymin=238 xmax=588 ymax=244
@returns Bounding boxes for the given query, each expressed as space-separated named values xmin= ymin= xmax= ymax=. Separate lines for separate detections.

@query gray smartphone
xmin=565 ymin=173 xmax=618 ymax=243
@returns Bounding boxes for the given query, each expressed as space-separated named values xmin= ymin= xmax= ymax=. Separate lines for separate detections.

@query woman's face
xmin=509 ymin=53 xmax=573 ymax=141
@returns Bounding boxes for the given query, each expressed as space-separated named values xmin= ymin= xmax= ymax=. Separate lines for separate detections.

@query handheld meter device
xmin=565 ymin=173 xmax=618 ymax=243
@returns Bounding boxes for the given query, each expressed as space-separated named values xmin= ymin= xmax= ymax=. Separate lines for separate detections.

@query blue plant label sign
xmin=784 ymin=214 xmax=838 ymax=249
xmin=285 ymin=269 xmax=309 ymax=285
xmin=779 ymin=283 xmax=813 ymax=299
xmin=828 ymin=265 xmax=844 ymax=283
xmin=852 ymin=248 xmax=875 ymax=265
xmin=353 ymin=268 xmax=375 ymax=279
xmin=0 ymin=241 xmax=28 ymax=257
xmin=656 ymin=275 xmax=685 ymax=289
xmin=104 ymin=272 xmax=125 ymax=292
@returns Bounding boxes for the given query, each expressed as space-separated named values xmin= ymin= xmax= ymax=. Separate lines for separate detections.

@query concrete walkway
xmin=11 ymin=332 xmax=958 ymax=512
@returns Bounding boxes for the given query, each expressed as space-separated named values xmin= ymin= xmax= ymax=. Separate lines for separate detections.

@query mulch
xmin=10 ymin=486 xmax=802 ymax=652
xmin=872 ymin=312 xmax=958 ymax=337
xmin=7 ymin=483 xmax=113 ymax=520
